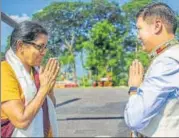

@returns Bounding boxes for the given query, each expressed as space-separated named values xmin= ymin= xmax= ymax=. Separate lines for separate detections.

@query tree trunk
xmin=73 ymin=62 xmax=77 ymax=84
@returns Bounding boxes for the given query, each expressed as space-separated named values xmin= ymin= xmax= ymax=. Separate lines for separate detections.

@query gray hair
xmin=10 ymin=21 xmax=48 ymax=52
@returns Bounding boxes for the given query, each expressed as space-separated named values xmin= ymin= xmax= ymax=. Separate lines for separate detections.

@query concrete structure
xmin=54 ymin=87 xmax=130 ymax=137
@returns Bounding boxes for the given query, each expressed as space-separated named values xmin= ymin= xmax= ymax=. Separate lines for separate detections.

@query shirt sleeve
xmin=124 ymin=57 xmax=179 ymax=131
xmin=1 ymin=62 xmax=21 ymax=103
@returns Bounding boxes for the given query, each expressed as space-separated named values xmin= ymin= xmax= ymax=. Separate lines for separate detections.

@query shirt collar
xmin=149 ymin=38 xmax=179 ymax=59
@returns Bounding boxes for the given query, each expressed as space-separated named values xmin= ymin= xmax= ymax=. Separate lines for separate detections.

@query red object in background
xmin=65 ymin=84 xmax=70 ymax=88
xmin=74 ymin=84 xmax=78 ymax=87
xmin=98 ymin=81 xmax=104 ymax=87
xmin=64 ymin=83 xmax=78 ymax=88
xmin=93 ymin=82 xmax=97 ymax=87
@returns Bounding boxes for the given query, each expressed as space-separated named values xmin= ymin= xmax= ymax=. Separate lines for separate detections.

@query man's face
xmin=136 ymin=17 xmax=155 ymax=53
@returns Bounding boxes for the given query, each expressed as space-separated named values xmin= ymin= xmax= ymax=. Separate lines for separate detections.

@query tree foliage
xmin=32 ymin=0 xmax=124 ymax=83
xmin=80 ymin=20 xmax=130 ymax=85
xmin=30 ymin=0 xmax=179 ymax=86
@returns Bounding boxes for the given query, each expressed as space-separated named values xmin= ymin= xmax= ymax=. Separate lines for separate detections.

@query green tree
xmin=121 ymin=0 xmax=153 ymax=68
xmin=0 ymin=52 xmax=5 ymax=61
xmin=32 ymin=0 xmax=124 ymax=83
xmin=1 ymin=36 xmax=11 ymax=60
xmin=81 ymin=20 xmax=127 ymax=85
xmin=176 ymin=15 xmax=179 ymax=39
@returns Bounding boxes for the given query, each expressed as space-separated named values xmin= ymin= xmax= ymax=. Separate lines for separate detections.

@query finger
xmin=54 ymin=65 xmax=60 ymax=77
xmin=129 ymin=65 xmax=132 ymax=78
xmin=139 ymin=62 xmax=144 ymax=76
xmin=48 ymin=58 xmax=56 ymax=72
xmin=139 ymin=62 xmax=142 ymax=73
xmin=44 ymin=58 xmax=52 ymax=72
xmin=135 ymin=59 xmax=140 ymax=75
xmin=55 ymin=66 xmax=60 ymax=76
xmin=49 ymin=64 xmax=60 ymax=82
xmin=132 ymin=60 xmax=136 ymax=75
xmin=55 ymin=61 xmax=60 ymax=75
xmin=39 ymin=66 xmax=44 ymax=74
xmin=50 ymin=81 xmax=56 ymax=90
xmin=51 ymin=60 xmax=59 ymax=75
xmin=131 ymin=65 xmax=135 ymax=79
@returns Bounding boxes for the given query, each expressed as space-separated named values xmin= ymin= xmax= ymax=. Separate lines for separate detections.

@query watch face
xmin=128 ymin=87 xmax=138 ymax=94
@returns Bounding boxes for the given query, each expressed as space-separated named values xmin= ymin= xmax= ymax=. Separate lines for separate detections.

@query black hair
xmin=136 ymin=2 xmax=177 ymax=34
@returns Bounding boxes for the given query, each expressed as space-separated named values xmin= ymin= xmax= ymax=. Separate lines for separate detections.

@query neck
xmin=16 ymin=52 xmax=31 ymax=73
xmin=151 ymin=33 xmax=175 ymax=53
xmin=149 ymin=34 xmax=178 ymax=59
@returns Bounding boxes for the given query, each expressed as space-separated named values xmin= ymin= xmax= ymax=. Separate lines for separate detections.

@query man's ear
xmin=154 ymin=18 xmax=162 ymax=34
xmin=16 ymin=40 xmax=23 ymax=52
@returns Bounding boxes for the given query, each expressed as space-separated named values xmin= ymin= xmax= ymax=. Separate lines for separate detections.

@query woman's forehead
xmin=34 ymin=34 xmax=48 ymax=43
xmin=36 ymin=34 xmax=48 ymax=40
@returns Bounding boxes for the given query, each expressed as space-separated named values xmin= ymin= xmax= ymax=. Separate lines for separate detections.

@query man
xmin=124 ymin=2 xmax=179 ymax=137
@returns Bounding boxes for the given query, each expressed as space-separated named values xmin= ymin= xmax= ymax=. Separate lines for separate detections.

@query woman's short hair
xmin=10 ymin=21 xmax=48 ymax=52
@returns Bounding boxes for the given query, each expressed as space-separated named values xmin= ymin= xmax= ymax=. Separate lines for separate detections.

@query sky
xmin=1 ymin=0 xmax=179 ymax=77
xmin=1 ymin=0 xmax=178 ymax=50
xmin=0 ymin=0 xmax=128 ymax=51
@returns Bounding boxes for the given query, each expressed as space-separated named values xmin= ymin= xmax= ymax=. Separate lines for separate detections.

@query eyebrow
xmin=36 ymin=43 xmax=45 ymax=47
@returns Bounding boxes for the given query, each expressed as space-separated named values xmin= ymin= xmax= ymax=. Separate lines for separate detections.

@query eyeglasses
xmin=23 ymin=41 xmax=47 ymax=53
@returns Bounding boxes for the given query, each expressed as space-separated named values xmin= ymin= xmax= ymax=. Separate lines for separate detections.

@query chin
xmin=142 ymin=45 xmax=150 ymax=53
xmin=142 ymin=46 xmax=146 ymax=51
xmin=33 ymin=61 xmax=41 ymax=66
xmin=35 ymin=63 xmax=41 ymax=66
xmin=36 ymin=61 xmax=42 ymax=66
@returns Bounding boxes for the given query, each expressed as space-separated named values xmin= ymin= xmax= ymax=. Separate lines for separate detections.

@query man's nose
xmin=137 ymin=33 xmax=141 ymax=40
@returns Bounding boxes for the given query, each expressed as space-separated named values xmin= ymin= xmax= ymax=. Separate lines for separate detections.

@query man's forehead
xmin=136 ymin=17 xmax=143 ymax=25
xmin=136 ymin=17 xmax=149 ymax=27
xmin=137 ymin=16 xmax=158 ymax=26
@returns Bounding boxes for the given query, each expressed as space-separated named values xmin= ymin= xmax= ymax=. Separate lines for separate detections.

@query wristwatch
xmin=128 ymin=86 xmax=138 ymax=95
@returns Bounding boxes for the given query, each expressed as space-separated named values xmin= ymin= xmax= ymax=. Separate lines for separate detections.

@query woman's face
xmin=22 ymin=34 xmax=48 ymax=66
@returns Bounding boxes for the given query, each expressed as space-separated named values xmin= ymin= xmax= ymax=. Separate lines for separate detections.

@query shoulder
xmin=158 ymin=44 xmax=179 ymax=62
xmin=1 ymin=61 xmax=18 ymax=81
xmin=1 ymin=61 xmax=22 ymax=102
xmin=1 ymin=60 xmax=12 ymax=70
xmin=1 ymin=61 xmax=15 ymax=75
xmin=151 ymin=44 xmax=179 ymax=70
xmin=148 ymin=56 xmax=179 ymax=78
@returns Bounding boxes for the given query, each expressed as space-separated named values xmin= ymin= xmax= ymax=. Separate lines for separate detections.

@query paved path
xmin=54 ymin=87 xmax=131 ymax=137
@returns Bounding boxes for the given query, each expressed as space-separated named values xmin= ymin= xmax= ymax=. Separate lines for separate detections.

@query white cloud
xmin=36 ymin=9 xmax=43 ymax=13
xmin=9 ymin=14 xmax=31 ymax=23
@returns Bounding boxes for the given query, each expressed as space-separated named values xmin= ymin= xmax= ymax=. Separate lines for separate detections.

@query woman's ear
xmin=16 ymin=40 xmax=24 ymax=53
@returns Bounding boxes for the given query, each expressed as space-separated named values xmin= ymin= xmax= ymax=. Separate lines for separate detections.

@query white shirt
xmin=124 ymin=44 xmax=179 ymax=137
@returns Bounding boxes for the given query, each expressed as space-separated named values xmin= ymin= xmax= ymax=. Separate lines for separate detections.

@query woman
xmin=1 ymin=21 xmax=60 ymax=137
